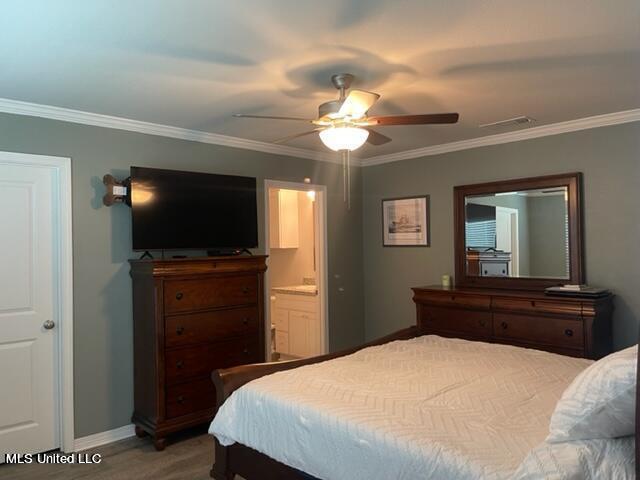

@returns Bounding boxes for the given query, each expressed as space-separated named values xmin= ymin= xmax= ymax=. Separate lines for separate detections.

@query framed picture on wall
xmin=382 ymin=196 xmax=430 ymax=247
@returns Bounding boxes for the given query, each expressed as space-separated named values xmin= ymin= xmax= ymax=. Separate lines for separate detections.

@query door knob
xmin=43 ymin=320 xmax=55 ymax=330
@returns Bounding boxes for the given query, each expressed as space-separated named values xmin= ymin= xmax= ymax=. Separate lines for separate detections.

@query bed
xmin=208 ymin=326 xmax=637 ymax=479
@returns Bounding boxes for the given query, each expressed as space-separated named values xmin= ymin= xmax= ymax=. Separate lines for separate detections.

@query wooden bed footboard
xmin=209 ymin=326 xmax=420 ymax=480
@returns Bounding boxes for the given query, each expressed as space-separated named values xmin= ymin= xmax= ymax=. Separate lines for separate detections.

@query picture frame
xmin=382 ymin=195 xmax=430 ymax=247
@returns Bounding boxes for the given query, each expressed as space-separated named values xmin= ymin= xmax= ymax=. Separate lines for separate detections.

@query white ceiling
xmin=1 ymin=1 xmax=639 ymax=158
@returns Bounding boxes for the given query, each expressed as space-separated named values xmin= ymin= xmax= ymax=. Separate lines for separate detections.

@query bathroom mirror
xmin=454 ymin=173 xmax=583 ymax=290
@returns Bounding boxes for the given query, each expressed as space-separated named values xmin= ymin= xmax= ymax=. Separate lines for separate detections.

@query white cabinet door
xmin=269 ymin=189 xmax=299 ymax=249
xmin=289 ymin=311 xmax=320 ymax=357
xmin=275 ymin=331 xmax=289 ymax=354
xmin=0 ymin=161 xmax=58 ymax=459
xmin=288 ymin=312 xmax=309 ymax=357
xmin=278 ymin=190 xmax=299 ymax=248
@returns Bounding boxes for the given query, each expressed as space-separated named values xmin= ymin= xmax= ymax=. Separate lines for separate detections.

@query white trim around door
xmin=264 ymin=179 xmax=329 ymax=358
xmin=0 ymin=151 xmax=74 ymax=453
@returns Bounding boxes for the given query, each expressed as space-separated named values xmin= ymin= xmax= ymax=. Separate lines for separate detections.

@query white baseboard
xmin=73 ymin=424 xmax=135 ymax=452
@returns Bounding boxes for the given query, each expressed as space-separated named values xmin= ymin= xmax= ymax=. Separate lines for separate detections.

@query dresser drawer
xmin=164 ymin=275 xmax=258 ymax=314
xmin=493 ymin=313 xmax=584 ymax=349
xmin=165 ymin=337 xmax=260 ymax=385
xmin=492 ymin=297 xmax=582 ymax=317
xmin=418 ymin=292 xmax=491 ymax=310
xmin=419 ymin=305 xmax=491 ymax=339
xmin=165 ymin=378 xmax=216 ymax=419
xmin=165 ymin=306 xmax=258 ymax=348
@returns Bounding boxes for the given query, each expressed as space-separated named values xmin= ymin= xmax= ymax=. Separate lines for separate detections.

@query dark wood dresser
xmin=130 ymin=256 xmax=267 ymax=450
xmin=412 ymin=285 xmax=613 ymax=360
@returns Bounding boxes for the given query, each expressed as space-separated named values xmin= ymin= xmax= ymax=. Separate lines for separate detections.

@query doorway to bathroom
xmin=264 ymin=180 xmax=328 ymax=361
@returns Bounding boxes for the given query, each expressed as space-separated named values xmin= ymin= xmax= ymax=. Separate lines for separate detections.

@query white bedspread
xmin=209 ymin=335 xmax=592 ymax=480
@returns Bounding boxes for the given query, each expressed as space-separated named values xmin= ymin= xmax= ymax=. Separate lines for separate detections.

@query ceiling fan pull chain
xmin=341 ymin=150 xmax=347 ymax=204
xmin=347 ymin=150 xmax=351 ymax=210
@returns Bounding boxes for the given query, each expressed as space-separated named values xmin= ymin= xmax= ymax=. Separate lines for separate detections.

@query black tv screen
xmin=130 ymin=166 xmax=258 ymax=251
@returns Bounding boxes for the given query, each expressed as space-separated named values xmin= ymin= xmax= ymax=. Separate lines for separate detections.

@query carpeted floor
xmin=0 ymin=427 xmax=230 ymax=480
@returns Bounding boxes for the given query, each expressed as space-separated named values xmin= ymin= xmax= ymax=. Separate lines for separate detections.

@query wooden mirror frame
xmin=454 ymin=172 xmax=584 ymax=290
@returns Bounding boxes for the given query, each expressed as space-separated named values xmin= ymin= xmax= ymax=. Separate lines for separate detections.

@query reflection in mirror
xmin=464 ymin=187 xmax=569 ymax=279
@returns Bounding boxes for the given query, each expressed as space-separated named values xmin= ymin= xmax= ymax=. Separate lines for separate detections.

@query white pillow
xmin=547 ymin=344 xmax=637 ymax=442
xmin=511 ymin=436 xmax=636 ymax=480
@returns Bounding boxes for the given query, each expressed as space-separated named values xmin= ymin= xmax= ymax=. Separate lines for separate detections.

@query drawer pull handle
xmin=243 ymin=348 xmax=249 ymax=355
xmin=175 ymin=292 xmax=184 ymax=300
xmin=177 ymin=395 xmax=184 ymax=404
xmin=451 ymin=296 xmax=456 ymax=302
xmin=243 ymin=318 xmax=249 ymax=325
xmin=531 ymin=301 xmax=536 ymax=307
xmin=176 ymin=360 xmax=184 ymax=369
xmin=176 ymin=326 xmax=184 ymax=335
xmin=479 ymin=320 xmax=486 ymax=327
xmin=501 ymin=321 xmax=508 ymax=330
xmin=564 ymin=329 xmax=574 ymax=337
xmin=242 ymin=286 xmax=249 ymax=294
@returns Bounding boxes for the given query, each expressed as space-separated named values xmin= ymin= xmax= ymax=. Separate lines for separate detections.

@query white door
xmin=495 ymin=208 xmax=512 ymax=252
xmin=0 ymin=162 xmax=58 ymax=459
xmin=496 ymin=207 xmax=519 ymax=277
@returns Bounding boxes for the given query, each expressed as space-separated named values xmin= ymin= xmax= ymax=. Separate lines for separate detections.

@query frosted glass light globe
xmin=319 ymin=126 xmax=369 ymax=151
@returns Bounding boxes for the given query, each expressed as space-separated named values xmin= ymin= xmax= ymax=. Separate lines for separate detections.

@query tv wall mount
xmin=103 ymin=174 xmax=131 ymax=206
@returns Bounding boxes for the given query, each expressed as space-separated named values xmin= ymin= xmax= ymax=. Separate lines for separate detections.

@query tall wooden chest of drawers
xmin=130 ymin=256 xmax=267 ymax=450
xmin=412 ymin=285 xmax=613 ymax=360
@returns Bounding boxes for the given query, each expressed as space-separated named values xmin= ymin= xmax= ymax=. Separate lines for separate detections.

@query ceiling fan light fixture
xmin=319 ymin=126 xmax=369 ymax=151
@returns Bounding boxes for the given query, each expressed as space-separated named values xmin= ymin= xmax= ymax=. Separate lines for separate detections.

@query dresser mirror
xmin=454 ymin=173 xmax=583 ymax=290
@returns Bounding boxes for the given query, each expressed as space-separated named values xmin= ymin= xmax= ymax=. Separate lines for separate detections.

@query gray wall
xmin=0 ymin=112 xmax=365 ymax=438
xmin=363 ymin=122 xmax=640 ymax=350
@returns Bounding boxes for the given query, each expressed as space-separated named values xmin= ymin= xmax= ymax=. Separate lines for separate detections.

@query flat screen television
xmin=129 ymin=166 xmax=258 ymax=251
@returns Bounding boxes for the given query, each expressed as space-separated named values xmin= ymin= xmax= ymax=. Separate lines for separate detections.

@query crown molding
xmin=2 ymin=97 xmax=637 ymax=169
xmin=361 ymin=108 xmax=640 ymax=167
xmin=0 ymin=97 xmax=347 ymax=164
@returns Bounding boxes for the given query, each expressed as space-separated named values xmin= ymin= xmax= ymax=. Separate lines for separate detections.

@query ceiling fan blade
xmin=233 ymin=114 xmax=314 ymax=122
xmin=365 ymin=128 xmax=392 ymax=146
xmin=338 ymin=90 xmax=380 ymax=119
xmin=368 ymin=113 xmax=459 ymax=126
xmin=272 ymin=128 xmax=323 ymax=144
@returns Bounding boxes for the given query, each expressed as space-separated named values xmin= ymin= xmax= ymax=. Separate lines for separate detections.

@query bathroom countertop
xmin=272 ymin=285 xmax=318 ymax=296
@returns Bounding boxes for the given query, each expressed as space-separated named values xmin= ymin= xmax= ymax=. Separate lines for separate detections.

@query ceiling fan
xmin=234 ymin=73 xmax=459 ymax=208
